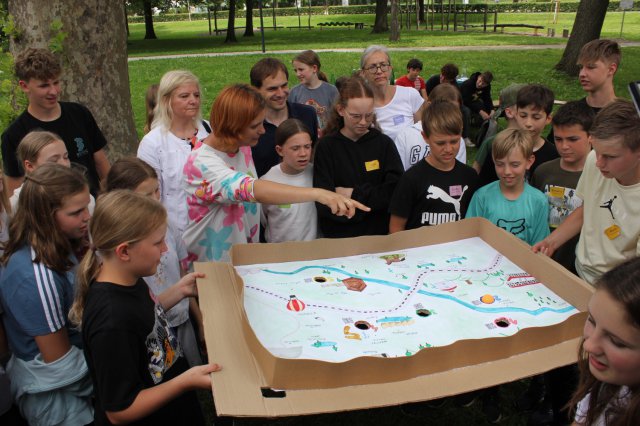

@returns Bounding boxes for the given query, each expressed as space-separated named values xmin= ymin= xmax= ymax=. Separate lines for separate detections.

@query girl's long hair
xmin=322 ymin=76 xmax=376 ymax=137
xmin=293 ymin=50 xmax=328 ymax=82
xmin=69 ymin=190 xmax=167 ymax=327
xmin=1 ymin=163 xmax=88 ymax=271
xmin=16 ymin=130 xmax=64 ymax=166
xmin=103 ymin=157 xmax=158 ymax=193
xmin=569 ymin=257 xmax=640 ymax=426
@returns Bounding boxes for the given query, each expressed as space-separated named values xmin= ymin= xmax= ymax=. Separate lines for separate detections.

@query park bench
xmin=493 ymin=23 xmax=544 ymax=36
xmin=317 ymin=22 xmax=365 ymax=30
xmin=287 ymin=25 xmax=314 ymax=30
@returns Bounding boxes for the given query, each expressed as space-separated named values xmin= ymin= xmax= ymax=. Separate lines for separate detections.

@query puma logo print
xmin=426 ymin=185 xmax=469 ymax=218
xmin=496 ymin=218 xmax=525 ymax=236
xmin=600 ymin=196 xmax=617 ymax=220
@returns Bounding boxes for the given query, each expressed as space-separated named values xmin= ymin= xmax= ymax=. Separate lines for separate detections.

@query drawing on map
xmin=236 ymin=237 xmax=578 ymax=363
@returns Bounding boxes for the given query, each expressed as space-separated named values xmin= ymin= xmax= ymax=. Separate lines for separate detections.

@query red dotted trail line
xmin=245 ymin=254 xmax=504 ymax=315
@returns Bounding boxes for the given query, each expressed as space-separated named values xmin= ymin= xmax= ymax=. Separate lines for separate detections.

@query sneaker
xmin=464 ymin=137 xmax=475 ymax=148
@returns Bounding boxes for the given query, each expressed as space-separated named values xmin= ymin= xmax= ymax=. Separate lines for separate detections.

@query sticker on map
xmin=237 ymin=237 xmax=577 ymax=363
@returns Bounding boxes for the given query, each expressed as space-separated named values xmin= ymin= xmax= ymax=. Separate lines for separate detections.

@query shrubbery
xmin=126 ymin=1 xmax=638 ymax=24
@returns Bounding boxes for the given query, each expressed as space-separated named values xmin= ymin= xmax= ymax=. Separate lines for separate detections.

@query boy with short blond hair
xmin=1 ymin=48 xmax=110 ymax=196
xmin=534 ymin=99 xmax=640 ymax=285
xmin=577 ymin=39 xmax=620 ymax=111
xmin=389 ymin=100 xmax=477 ymax=232
xmin=467 ymin=127 xmax=549 ymax=246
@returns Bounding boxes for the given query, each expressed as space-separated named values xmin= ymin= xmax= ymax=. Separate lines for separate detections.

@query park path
xmin=128 ymin=41 xmax=640 ymax=62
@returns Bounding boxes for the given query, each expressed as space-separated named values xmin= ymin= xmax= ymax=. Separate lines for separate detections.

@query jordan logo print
xmin=600 ymin=196 xmax=617 ymax=220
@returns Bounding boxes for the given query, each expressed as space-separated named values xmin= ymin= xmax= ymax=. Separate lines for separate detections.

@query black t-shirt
xmin=528 ymin=139 xmax=559 ymax=180
xmin=390 ymin=159 xmax=478 ymax=229
xmin=82 ymin=279 xmax=203 ymax=426
xmin=1 ymin=102 xmax=107 ymax=194
xmin=313 ymin=128 xmax=404 ymax=237
xmin=251 ymin=101 xmax=318 ymax=177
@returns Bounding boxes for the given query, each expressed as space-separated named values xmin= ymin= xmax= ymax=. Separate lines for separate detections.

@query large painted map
xmin=237 ymin=237 xmax=577 ymax=363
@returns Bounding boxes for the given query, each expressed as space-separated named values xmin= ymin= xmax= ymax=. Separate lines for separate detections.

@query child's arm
xmin=389 ymin=215 xmax=408 ymax=234
xmin=532 ymin=206 xmax=583 ymax=257
xmin=34 ymin=328 xmax=71 ymax=363
xmin=106 ymin=363 xmax=221 ymax=425
xmin=253 ymin=179 xmax=369 ymax=218
xmin=158 ymin=272 xmax=203 ymax=312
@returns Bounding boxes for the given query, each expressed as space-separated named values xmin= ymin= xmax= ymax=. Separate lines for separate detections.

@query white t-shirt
xmin=137 ymin=121 xmax=210 ymax=236
xmin=393 ymin=121 xmax=467 ymax=170
xmin=575 ymin=151 xmax=640 ymax=285
xmin=575 ymin=386 xmax=630 ymax=425
xmin=260 ymin=164 xmax=317 ymax=243
xmin=375 ymin=86 xmax=424 ymax=143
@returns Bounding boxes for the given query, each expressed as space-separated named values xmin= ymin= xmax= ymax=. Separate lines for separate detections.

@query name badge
xmin=365 ymin=160 xmax=380 ymax=171
xmin=278 ymin=204 xmax=292 ymax=209
xmin=393 ymin=115 xmax=405 ymax=125
xmin=549 ymin=186 xmax=565 ymax=198
xmin=604 ymin=224 xmax=620 ymax=240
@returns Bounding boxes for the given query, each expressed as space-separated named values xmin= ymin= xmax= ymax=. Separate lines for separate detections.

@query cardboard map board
xmin=195 ymin=218 xmax=593 ymax=417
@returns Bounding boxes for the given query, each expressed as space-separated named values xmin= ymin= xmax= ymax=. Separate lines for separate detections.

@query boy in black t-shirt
xmin=1 ymin=48 xmax=110 ymax=195
xmin=389 ymin=100 xmax=477 ymax=232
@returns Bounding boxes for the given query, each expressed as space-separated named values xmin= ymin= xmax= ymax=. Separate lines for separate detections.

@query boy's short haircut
xmin=516 ymin=84 xmax=555 ymax=115
xmin=440 ymin=63 xmax=459 ymax=82
xmin=407 ymin=58 xmax=423 ymax=71
xmin=492 ymin=128 xmax=534 ymax=160
xmin=421 ymin=99 xmax=463 ymax=138
xmin=480 ymin=71 xmax=494 ymax=84
xmin=250 ymin=58 xmax=289 ymax=89
xmin=578 ymin=39 xmax=621 ymax=67
xmin=551 ymin=100 xmax=596 ymax=132
xmin=14 ymin=48 xmax=62 ymax=82
xmin=590 ymin=99 xmax=640 ymax=151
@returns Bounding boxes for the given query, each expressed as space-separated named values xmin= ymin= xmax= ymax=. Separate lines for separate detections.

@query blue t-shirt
xmin=0 ymin=245 xmax=81 ymax=360
xmin=466 ymin=181 xmax=550 ymax=246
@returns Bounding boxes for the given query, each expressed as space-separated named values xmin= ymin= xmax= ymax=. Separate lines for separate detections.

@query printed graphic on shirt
xmin=543 ymin=185 xmax=583 ymax=228
xmin=422 ymin=184 xmax=469 ymax=222
xmin=75 ymin=137 xmax=88 ymax=158
xmin=600 ymin=195 xmax=617 ymax=220
xmin=497 ymin=218 xmax=526 ymax=236
xmin=146 ymin=303 xmax=182 ymax=384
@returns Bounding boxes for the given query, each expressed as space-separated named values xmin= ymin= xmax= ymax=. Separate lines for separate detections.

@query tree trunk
xmin=390 ymin=0 xmax=399 ymax=41
xmin=372 ymin=0 xmax=388 ymax=33
xmin=8 ymin=0 xmax=138 ymax=159
xmin=244 ymin=0 xmax=255 ymax=37
xmin=225 ymin=0 xmax=238 ymax=43
xmin=555 ymin=0 xmax=609 ymax=76
xmin=418 ymin=0 xmax=424 ymax=23
xmin=143 ymin=0 xmax=157 ymax=40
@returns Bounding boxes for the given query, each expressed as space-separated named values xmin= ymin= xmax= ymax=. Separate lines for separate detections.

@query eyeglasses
xmin=344 ymin=110 xmax=375 ymax=122
xmin=363 ymin=62 xmax=391 ymax=74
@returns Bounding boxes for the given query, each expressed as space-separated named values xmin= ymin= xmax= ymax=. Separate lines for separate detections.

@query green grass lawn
xmin=128 ymin=46 xmax=640 ymax=139
xmin=126 ymin=11 xmax=640 ymax=57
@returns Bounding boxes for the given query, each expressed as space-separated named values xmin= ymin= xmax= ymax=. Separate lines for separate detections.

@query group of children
xmin=0 ymin=38 xmax=638 ymax=426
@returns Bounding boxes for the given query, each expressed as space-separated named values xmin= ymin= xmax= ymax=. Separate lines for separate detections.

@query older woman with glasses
xmin=313 ymin=76 xmax=404 ymax=238
xmin=360 ymin=45 xmax=425 ymax=143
